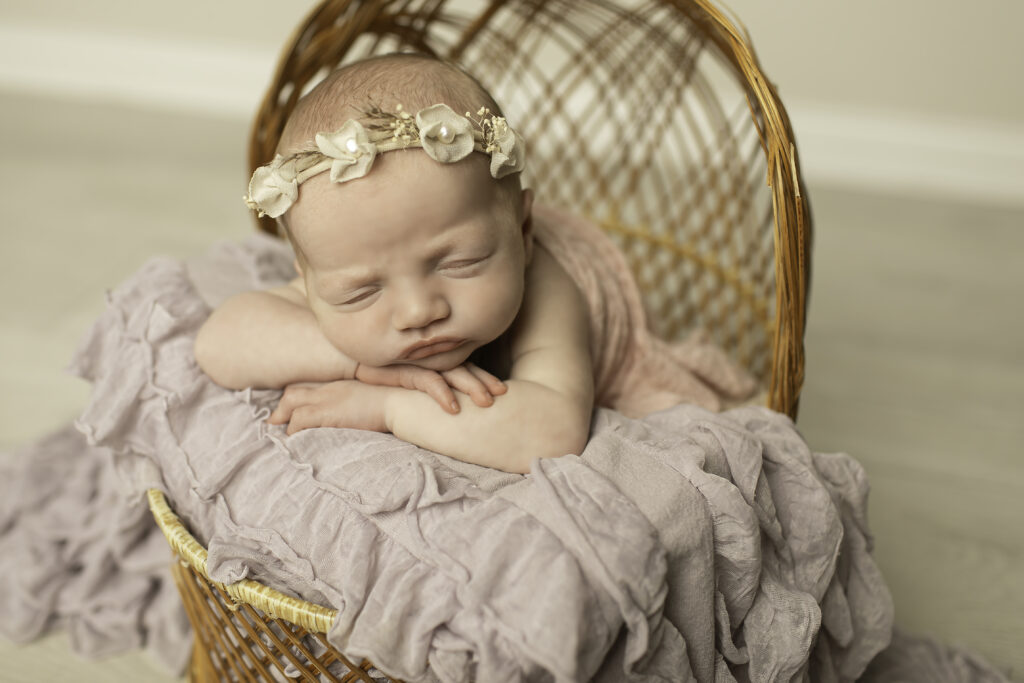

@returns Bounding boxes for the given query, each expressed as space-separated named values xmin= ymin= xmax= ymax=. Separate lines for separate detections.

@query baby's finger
xmin=464 ymin=363 xmax=507 ymax=396
xmin=406 ymin=368 xmax=459 ymax=414
xmin=286 ymin=405 xmax=321 ymax=435
xmin=354 ymin=364 xmax=396 ymax=387
xmin=441 ymin=366 xmax=494 ymax=408
xmin=268 ymin=392 xmax=301 ymax=424
xmin=268 ymin=383 xmax=320 ymax=425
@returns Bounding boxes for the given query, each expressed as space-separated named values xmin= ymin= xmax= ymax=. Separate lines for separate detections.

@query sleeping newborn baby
xmin=195 ymin=53 xmax=594 ymax=473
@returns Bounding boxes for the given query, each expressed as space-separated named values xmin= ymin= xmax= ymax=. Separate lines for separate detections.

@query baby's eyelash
xmin=441 ymin=254 xmax=490 ymax=270
xmin=338 ymin=288 xmax=378 ymax=305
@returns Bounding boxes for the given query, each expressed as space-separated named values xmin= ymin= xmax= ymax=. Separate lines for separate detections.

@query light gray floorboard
xmin=797 ymin=189 xmax=1024 ymax=678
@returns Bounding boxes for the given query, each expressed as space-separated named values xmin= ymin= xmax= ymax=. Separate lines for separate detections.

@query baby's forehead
xmin=288 ymin=159 xmax=517 ymax=256
xmin=294 ymin=152 xmax=508 ymax=216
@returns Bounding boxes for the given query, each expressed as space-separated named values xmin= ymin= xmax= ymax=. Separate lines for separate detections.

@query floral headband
xmin=244 ymin=103 xmax=526 ymax=218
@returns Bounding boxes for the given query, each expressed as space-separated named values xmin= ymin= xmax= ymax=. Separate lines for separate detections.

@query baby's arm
xmin=194 ymin=281 xmax=356 ymax=390
xmin=270 ymin=245 xmax=593 ymax=473
xmin=195 ymin=281 xmax=503 ymax=411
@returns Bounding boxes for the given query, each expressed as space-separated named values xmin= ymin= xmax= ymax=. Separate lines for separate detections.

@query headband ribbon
xmin=245 ymin=103 xmax=526 ymax=218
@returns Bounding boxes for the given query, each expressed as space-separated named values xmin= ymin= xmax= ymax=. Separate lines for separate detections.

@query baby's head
xmin=247 ymin=54 xmax=533 ymax=371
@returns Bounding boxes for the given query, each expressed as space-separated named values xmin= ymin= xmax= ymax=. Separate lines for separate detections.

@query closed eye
xmin=335 ymin=288 xmax=379 ymax=306
xmin=440 ymin=254 xmax=491 ymax=272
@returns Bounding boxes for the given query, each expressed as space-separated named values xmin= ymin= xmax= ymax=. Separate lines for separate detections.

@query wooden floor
xmin=0 ymin=91 xmax=1020 ymax=681
xmin=796 ymin=190 xmax=1024 ymax=679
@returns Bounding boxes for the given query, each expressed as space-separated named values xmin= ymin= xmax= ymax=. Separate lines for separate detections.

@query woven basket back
xmin=250 ymin=0 xmax=811 ymax=417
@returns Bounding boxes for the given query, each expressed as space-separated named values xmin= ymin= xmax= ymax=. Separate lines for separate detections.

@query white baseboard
xmin=2 ymin=23 xmax=1021 ymax=207
xmin=788 ymin=103 xmax=1024 ymax=208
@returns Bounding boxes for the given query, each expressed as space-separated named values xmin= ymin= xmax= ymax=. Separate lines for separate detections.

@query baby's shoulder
xmin=525 ymin=242 xmax=573 ymax=290
xmin=514 ymin=242 xmax=590 ymax=353
xmin=523 ymin=243 xmax=586 ymax=313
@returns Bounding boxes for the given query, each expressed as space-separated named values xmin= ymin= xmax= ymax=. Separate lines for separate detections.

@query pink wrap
xmin=532 ymin=205 xmax=757 ymax=417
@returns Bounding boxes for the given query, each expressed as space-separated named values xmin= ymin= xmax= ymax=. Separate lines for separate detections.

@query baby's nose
xmin=392 ymin=285 xmax=450 ymax=331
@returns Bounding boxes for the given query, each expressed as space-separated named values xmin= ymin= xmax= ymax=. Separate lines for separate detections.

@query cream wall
xmin=725 ymin=0 xmax=1024 ymax=126
xmin=1 ymin=0 xmax=1021 ymax=205
xmin=722 ymin=0 xmax=1024 ymax=205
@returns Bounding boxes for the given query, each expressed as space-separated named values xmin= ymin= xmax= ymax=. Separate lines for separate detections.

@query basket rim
xmin=146 ymin=488 xmax=338 ymax=634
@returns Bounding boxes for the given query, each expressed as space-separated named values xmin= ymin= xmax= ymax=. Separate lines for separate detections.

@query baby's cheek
xmin=481 ymin=273 xmax=525 ymax=332
xmin=315 ymin=311 xmax=357 ymax=353
xmin=322 ymin=314 xmax=395 ymax=366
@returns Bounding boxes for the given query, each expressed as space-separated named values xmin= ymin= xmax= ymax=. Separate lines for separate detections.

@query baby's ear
xmin=520 ymin=188 xmax=535 ymax=263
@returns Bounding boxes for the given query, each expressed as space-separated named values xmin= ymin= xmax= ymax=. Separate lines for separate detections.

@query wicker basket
xmin=148 ymin=489 xmax=388 ymax=682
xmin=153 ymin=0 xmax=812 ymax=679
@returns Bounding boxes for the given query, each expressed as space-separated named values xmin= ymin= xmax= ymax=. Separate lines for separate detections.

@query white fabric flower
xmin=489 ymin=123 xmax=526 ymax=178
xmin=316 ymin=120 xmax=377 ymax=183
xmin=415 ymin=104 xmax=474 ymax=163
xmin=244 ymin=105 xmax=528 ymax=219
xmin=245 ymin=155 xmax=298 ymax=218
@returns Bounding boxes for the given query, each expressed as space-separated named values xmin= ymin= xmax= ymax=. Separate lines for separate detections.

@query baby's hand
xmin=268 ymin=380 xmax=389 ymax=435
xmin=354 ymin=362 xmax=506 ymax=415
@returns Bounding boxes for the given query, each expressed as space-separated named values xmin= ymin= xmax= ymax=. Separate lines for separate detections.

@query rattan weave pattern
xmin=149 ymin=489 xmax=396 ymax=682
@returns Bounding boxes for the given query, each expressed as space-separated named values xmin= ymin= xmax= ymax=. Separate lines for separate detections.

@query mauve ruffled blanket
xmin=2 ymin=208 xmax=1000 ymax=681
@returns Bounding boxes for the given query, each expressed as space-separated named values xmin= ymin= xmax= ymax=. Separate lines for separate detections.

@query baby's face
xmin=287 ymin=151 xmax=532 ymax=372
